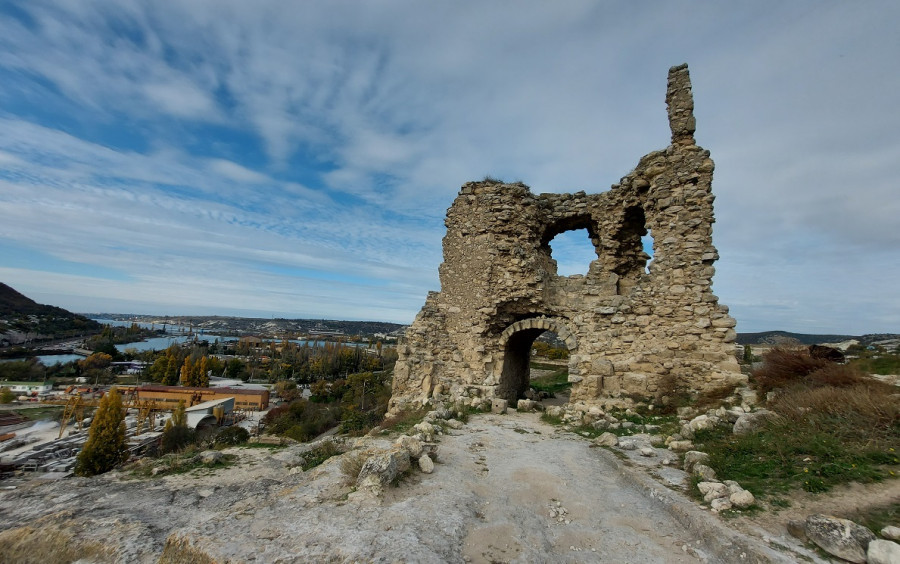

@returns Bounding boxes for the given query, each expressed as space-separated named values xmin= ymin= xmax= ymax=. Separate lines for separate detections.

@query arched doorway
xmin=496 ymin=318 xmax=577 ymax=403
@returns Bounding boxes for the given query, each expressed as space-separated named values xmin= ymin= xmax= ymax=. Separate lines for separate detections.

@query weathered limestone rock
xmin=693 ymin=464 xmax=717 ymax=481
xmin=883 ymin=526 xmax=900 ymax=541
xmin=394 ymin=435 xmax=423 ymax=459
xmin=867 ymin=539 xmax=900 ymax=564
xmin=357 ymin=448 xmax=411 ymax=494
xmin=388 ymin=64 xmax=742 ymax=415
xmin=733 ymin=410 xmax=775 ymax=436
xmin=804 ymin=514 xmax=875 ymax=564
xmin=491 ymin=399 xmax=508 ymax=414
xmin=592 ymin=432 xmax=618 ymax=447
xmin=682 ymin=451 xmax=710 ymax=474
xmin=418 ymin=454 xmax=435 ymax=474
xmin=729 ymin=489 xmax=755 ymax=509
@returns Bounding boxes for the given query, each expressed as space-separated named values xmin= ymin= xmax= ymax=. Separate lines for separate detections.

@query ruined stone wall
xmin=390 ymin=64 xmax=744 ymax=414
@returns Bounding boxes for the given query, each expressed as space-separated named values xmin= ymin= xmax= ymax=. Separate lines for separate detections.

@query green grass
xmin=850 ymin=502 xmax=900 ymax=538
xmin=850 ymin=353 xmax=900 ymax=376
xmin=15 ymin=406 xmax=64 ymax=421
xmin=300 ymin=441 xmax=341 ymax=471
xmin=128 ymin=451 xmax=235 ymax=478
xmin=378 ymin=407 xmax=428 ymax=435
xmin=692 ymin=420 xmax=898 ymax=498
xmin=529 ymin=363 xmax=570 ymax=396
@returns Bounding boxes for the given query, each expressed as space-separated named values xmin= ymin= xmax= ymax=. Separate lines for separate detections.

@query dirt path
xmin=444 ymin=411 xmax=704 ymax=563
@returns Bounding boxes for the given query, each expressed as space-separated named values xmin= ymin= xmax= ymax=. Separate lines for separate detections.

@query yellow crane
xmin=51 ymin=392 xmax=166 ymax=439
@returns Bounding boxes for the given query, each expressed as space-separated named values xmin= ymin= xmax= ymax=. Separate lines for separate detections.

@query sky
xmin=0 ymin=1 xmax=898 ymax=334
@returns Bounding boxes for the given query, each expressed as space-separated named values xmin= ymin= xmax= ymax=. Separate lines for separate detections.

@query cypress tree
xmin=74 ymin=387 xmax=128 ymax=476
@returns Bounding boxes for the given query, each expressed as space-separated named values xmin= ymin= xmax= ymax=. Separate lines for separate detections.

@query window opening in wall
xmin=642 ymin=231 xmax=654 ymax=274
xmin=547 ymin=228 xmax=597 ymax=276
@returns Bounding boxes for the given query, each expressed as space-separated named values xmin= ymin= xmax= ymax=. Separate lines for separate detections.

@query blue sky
xmin=1 ymin=1 xmax=898 ymax=333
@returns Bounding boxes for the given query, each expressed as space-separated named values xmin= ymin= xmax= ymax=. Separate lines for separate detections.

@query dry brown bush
xmin=750 ymin=346 xmax=876 ymax=397
xmin=751 ymin=346 xmax=830 ymax=395
xmin=769 ymin=383 xmax=899 ymax=431
xmin=339 ymin=450 xmax=367 ymax=483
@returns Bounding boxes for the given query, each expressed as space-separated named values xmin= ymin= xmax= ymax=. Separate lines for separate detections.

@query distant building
xmin=136 ymin=385 xmax=269 ymax=411
xmin=0 ymin=381 xmax=53 ymax=397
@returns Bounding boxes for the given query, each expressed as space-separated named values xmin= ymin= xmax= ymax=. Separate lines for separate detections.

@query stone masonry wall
xmin=390 ymin=64 xmax=744 ymax=414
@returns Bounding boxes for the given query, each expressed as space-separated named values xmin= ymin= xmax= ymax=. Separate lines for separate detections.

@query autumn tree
xmin=74 ymin=388 xmax=128 ymax=476
xmin=163 ymin=355 xmax=179 ymax=386
xmin=180 ymin=357 xmax=192 ymax=386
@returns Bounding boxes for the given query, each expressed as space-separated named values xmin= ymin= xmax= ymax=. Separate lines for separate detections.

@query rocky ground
xmin=0 ymin=410 xmax=880 ymax=563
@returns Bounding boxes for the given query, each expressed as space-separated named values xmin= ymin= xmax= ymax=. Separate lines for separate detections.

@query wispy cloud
xmin=1 ymin=1 xmax=898 ymax=331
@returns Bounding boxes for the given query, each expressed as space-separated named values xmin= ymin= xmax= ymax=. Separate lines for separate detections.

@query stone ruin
xmin=389 ymin=64 xmax=744 ymax=414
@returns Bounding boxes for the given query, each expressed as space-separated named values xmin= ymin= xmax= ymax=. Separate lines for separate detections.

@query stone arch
xmin=496 ymin=317 xmax=577 ymax=403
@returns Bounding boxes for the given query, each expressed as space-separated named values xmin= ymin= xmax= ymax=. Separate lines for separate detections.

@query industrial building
xmin=135 ymin=385 xmax=269 ymax=411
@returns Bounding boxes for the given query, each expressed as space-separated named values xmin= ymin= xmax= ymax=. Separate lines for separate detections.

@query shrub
xmin=301 ymin=441 xmax=341 ymax=471
xmin=263 ymin=399 xmax=340 ymax=442
xmin=751 ymin=346 xmax=873 ymax=397
xmin=74 ymin=388 xmax=129 ymax=476
xmin=160 ymin=425 xmax=195 ymax=454
xmin=160 ymin=400 xmax=194 ymax=454
xmin=214 ymin=426 xmax=250 ymax=447
xmin=339 ymin=451 xmax=367 ymax=483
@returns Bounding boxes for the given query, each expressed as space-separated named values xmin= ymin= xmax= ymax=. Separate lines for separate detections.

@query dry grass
xmin=339 ymin=450 xmax=368 ymax=483
xmin=751 ymin=346 xmax=876 ymax=396
xmin=378 ymin=407 xmax=428 ymax=434
xmin=769 ymin=382 xmax=899 ymax=431
xmin=0 ymin=524 xmax=113 ymax=564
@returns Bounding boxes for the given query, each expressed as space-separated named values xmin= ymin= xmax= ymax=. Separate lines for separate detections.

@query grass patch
xmin=540 ymin=412 xmax=563 ymax=426
xmin=379 ymin=407 xmax=428 ymax=435
xmin=127 ymin=449 xmax=236 ymax=478
xmin=0 ymin=524 xmax=113 ymax=564
xmin=692 ymin=383 xmax=899 ymax=498
xmin=849 ymin=502 xmax=900 ymax=538
xmin=339 ymin=450 xmax=367 ymax=483
xmin=16 ymin=406 xmax=65 ymax=421
xmin=849 ymin=352 xmax=900 ymax=376
xmin=301 ymin=441 xmax=341 ymax=471
xmin=529 ymin=363 xmax=570 ymax=396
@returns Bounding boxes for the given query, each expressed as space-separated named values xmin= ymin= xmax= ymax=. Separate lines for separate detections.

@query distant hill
xmin=0 ymin=283 xmax=101 ymax=346
xmin=736 ymin=331 xmax=899 ymax=346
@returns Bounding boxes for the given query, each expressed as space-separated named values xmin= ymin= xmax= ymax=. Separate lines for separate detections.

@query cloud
xmin=0 ymin=1 xmax=898 ymax=331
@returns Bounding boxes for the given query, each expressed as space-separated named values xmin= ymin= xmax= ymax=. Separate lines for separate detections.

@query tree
xmin=74 ymin=388 xmax=128 ymax=476
xmin=0 ymin=387 xmax=15 ymax=404
xmin=79 ymin=352 xmax=112 ymax=372
xmin=180 ymin=357 xmax=192 ymax=386
xmin=197 ymin=356 xmax=209 ymax=387
xmin=743 ymin=345 xmax=753 ymax=364
xmin=163 ymin=355 xmax=179 ymax=386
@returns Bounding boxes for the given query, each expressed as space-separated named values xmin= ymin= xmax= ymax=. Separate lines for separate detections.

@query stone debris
xmin=732 ymin=409 xmax=775 ymax=436
xmin=418 ymin=454 xmax=435 ymax=474
xmin=389 ymin=64 xmax=743 ymax=417
xmin=804 ymin=514 xmax=875 ymax=564
xmin=882 ymin=526 xmax=900 ymax=541
xmin=592 ymin=432 xmax=618 ymax=447
xmin=867 ymin=539 xmax=900 ymax=564
xmin=682 ymin=451 xmax=710 ymax=474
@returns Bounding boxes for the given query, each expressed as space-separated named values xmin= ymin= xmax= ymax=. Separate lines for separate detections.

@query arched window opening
xmin=547 ymin=228 xmax=598 ymax=276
